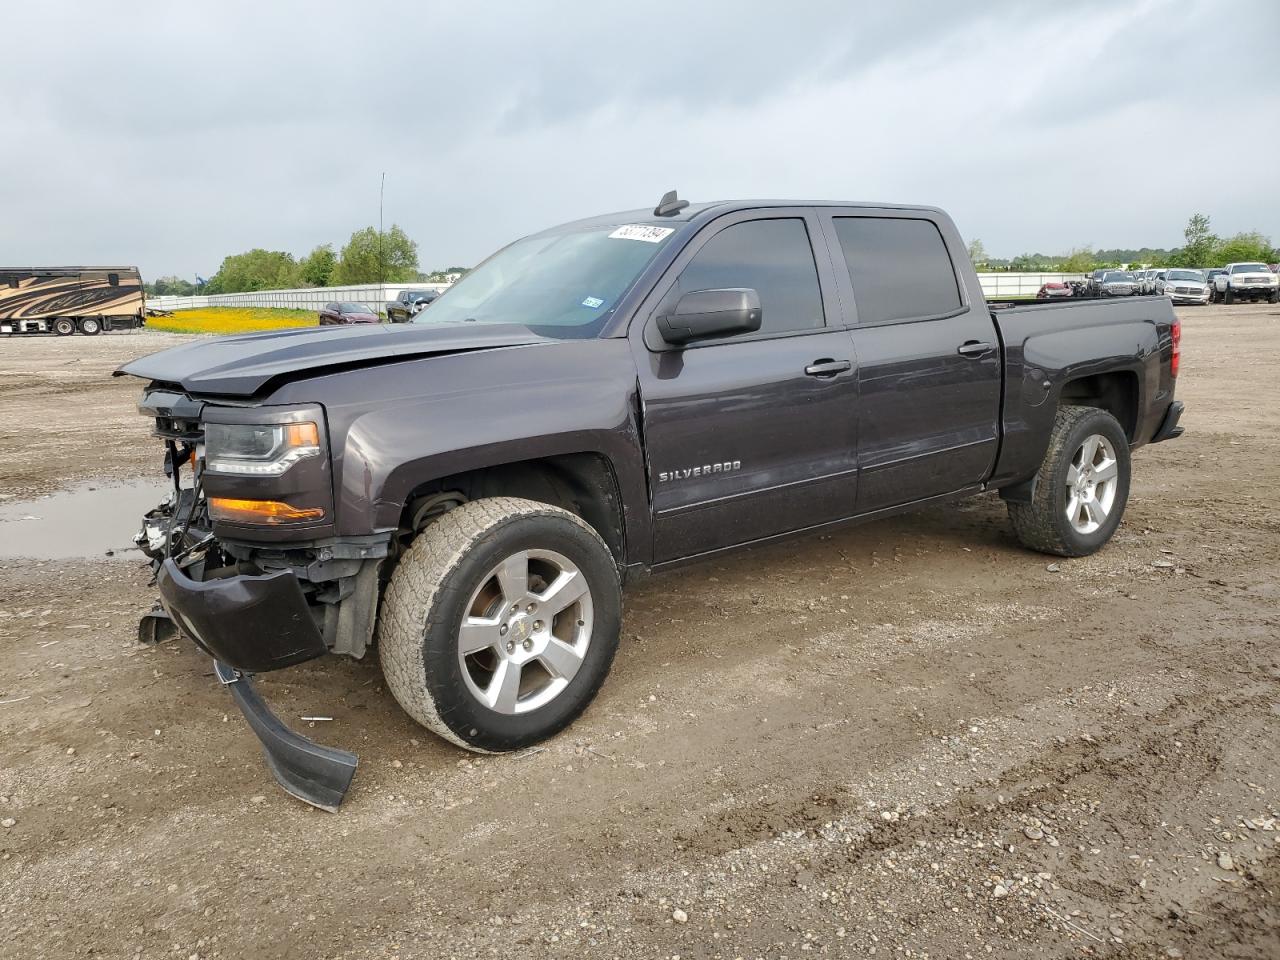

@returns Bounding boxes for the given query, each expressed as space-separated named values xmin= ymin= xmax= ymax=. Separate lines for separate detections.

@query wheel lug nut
xmin=499 ymin=624 xmax=508 ymax=636
xmin=526 ymin=603 xmax=536 ymax=613
xmin=533 ymin=620 xmax=544 ymax=631
xmin=522 ymin=638 xmax=533 ymax=651
xmin=506 ymin=640 xmax=515 ymax=653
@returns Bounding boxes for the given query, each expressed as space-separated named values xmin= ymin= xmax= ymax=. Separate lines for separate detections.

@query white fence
xmin=977 ymin=273 xmax=1085 ymax=298
xmin=148 ymin=282 xmax=449 ymax=313
xmin=148 ymin=274 xmax=1081 ymax=312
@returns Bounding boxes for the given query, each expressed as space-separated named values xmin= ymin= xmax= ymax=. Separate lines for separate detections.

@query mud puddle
xmin=0 ymin=480 xmax=171 ymax=559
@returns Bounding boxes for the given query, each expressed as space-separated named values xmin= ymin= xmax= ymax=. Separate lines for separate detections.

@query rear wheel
xmin=53 ymin=317 xmax=76 ymax=336
xmin=378 ymin=497 xmax=622 ymax=752
xmin=79 ymin=317 xmax=101 ymax=335
xmin=1008 ymin=405 xmax=1131 ymax=558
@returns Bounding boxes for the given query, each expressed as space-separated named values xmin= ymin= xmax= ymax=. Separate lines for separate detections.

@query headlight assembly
xmin=204 ymin=421 xmax=321 ymax=476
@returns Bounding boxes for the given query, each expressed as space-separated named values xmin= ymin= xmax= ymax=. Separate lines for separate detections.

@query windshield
xmin=339 ymin=302 xmax=372 ymax=313
xmin=1104 ymin=272 xmax=1134 ymax=282
xmin=1166 ymin=270 xmax=1204 ymax=282
xmin=1230 ymin=263 xmax=1269 ymax=273
xmin=413 ymin=224 xmax=677 ymax=338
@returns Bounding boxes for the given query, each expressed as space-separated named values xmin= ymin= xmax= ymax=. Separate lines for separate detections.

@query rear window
xmin=832 ymin=217 xmax=962 ymax=324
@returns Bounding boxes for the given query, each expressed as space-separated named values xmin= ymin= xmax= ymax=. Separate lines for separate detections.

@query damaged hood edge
xmin=114 ymin=322 xmax=552 ymax=396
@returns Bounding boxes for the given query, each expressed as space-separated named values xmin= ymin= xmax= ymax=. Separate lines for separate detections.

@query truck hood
xmin=114 ymin=322 xmax=551 ymax=396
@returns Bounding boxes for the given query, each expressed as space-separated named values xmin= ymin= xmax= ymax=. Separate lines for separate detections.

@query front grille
xmin=1174 ymin=286 xmax=1197 ymax=295
xmin=153 ymin=415 xmax=203 ymax=442
xmin=139 ymin=388 xmax=205 ymax=442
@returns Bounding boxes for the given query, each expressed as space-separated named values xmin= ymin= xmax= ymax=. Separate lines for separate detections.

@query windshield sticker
xmin=581 ymin=296 xmax=604 ymax=309
xmin=609 ymin=224 xmax=674 ymax=243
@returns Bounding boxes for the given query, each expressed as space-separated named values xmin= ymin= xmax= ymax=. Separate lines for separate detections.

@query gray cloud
xmin=0 ymin=0 xmax=1275 ymax=280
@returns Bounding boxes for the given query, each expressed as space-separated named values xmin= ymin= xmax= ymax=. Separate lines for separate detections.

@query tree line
xmin=146 ymin=224 xmax=470 ymax=296
xmin=967 ymin=214 xmax=1277 ymax=273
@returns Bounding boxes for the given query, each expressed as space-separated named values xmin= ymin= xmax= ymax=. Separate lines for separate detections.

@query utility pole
xmin=378 ymin=171 xmax=386 ymax=288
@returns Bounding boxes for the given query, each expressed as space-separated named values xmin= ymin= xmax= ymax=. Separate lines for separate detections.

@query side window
xmin=108 ymin=273 xmax=119 ymax=286
xmin=675 ymin=218 xmax=824 ymax=337
xmin=833 ymin=217 xmax=962 ymax=324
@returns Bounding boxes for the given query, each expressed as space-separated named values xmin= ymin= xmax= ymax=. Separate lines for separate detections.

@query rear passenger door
xmin=631 ymin=210 xmax=860 ymax=563
xmin=818 ymin=210 xmax=1001 ymax=513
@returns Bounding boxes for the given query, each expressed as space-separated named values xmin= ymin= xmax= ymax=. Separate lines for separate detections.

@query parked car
xmin=118 ymin=194 xmax=1184 ymax=809
xmin=1094 ymin=271 xmax=1138 ymax=296
xmin=1210 ymin=262 xmax=1279 ymax=303
xmin=1036 ymin=282 xmax=1073 ymax=299
xmin=1156 ymin=269 xmax=1210 ymax=305
xmin=319 ymin=302 xmax=380 ymax=325
xmin=385 ymin=288 xmax=439 ymax=322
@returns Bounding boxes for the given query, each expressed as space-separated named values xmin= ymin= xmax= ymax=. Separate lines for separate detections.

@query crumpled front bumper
xmin=156 ymin=558 xmax=327 ymax=673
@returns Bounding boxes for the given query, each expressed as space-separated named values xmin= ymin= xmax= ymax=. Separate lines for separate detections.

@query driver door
xmin=630 ymin=210 xmax=860 ymax=564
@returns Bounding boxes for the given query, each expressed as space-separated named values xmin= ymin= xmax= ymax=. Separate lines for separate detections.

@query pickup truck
xmin=1209 ymin=262 xmax=1279 ymax=303
xmin=117 ymin=194 xmax=1185 ymax=809
xmin=384 ymin=287 xmax=440 ymax=322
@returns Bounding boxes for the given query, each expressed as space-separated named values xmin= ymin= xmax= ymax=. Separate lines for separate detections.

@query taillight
xmin=1170 ymin=319 xmax=1181 ymax=378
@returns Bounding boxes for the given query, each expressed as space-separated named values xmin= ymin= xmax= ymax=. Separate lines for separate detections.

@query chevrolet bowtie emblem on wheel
xmin=658 ymin=461 xmax=741 ymax=483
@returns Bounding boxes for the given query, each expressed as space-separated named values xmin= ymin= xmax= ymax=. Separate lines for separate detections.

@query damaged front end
xmin=133 ymin=387 xmax=387 ymax=811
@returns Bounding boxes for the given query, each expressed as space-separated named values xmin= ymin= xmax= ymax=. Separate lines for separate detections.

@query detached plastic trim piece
xmin=214 ymin=660 xmax=358 ymax=812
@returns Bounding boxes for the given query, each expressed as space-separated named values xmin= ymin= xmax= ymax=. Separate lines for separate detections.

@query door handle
xmin=804 ymin=359 xmax=852 ymax=377
xmin=957 ymin=341 xmax=995 ymax=358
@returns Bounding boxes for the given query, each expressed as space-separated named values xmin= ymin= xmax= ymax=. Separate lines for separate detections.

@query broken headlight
xmin=204 ymin=421 xmax=321 ymax=477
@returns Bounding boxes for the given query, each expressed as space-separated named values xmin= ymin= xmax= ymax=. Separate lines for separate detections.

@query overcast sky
xmin=2 ymin=0 xmax=1277 ymax=279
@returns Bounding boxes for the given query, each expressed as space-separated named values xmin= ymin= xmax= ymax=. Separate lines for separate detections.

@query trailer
xmin=0 ymin=266 xmax=146 ymax=335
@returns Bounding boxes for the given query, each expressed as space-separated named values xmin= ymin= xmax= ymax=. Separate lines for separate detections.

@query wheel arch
xmin=396 ymin=452 xmax=629 ymax=567
xmin=1058 ymin=370 xmax=1140 ymax=441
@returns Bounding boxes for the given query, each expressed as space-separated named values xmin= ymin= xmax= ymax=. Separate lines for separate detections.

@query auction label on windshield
xmin=609 ymin=224 xmax=674 ymax=243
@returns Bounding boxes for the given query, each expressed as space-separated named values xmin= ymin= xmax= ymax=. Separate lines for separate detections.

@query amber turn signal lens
xmin=285 ymin=422 xmax=320 ymax=447
xmin=208 ymin=497 xmax=325 ymax=525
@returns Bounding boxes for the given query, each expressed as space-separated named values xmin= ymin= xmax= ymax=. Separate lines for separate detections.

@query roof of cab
xmin=542 ymin=199 xmax=948 ymax=234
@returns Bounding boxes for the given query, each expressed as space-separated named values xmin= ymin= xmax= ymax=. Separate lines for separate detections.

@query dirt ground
xmin=1 ymin=305 xmax=1277 ymax=960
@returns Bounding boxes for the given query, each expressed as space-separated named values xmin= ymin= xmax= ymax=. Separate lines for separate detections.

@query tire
xmin=52 ymin=318 xmax=75 ymax=336
xmin=1007 ymin=405 xmax=1131 ymax=558
xmin=1270 ymin=290 xmax=1279 ymax=304
xmin=79 ymin=317 xmax=101 ymax=335
xmin=378 ymin=496 xmax=622 ymax=753
xmin=1224 ymin=287 xmax=1234 ymax=305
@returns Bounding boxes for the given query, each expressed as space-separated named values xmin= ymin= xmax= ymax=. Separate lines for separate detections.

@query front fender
xmin=292 ymin=339 xmax=651 ymax=564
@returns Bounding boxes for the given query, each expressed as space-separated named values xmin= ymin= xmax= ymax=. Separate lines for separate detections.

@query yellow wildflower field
xmin=145 ymin=307 xmax=326 ymax=335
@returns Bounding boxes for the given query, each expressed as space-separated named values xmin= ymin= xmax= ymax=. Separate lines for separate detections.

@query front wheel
xmin=378 ymin=497 xmax=622 ymax=752
xmin=1224 ymin=287 xmax=1234 ymax=305
xmin=1008 ymin=405 xmax=1131 ymax=557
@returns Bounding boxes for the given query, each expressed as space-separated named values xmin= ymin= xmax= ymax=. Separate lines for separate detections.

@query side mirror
xmin=656 ymin=288 xmax=762 ymax=345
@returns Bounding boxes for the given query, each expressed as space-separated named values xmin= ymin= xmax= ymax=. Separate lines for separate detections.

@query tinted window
xmin=833 ymin=217 xmax=961 ymax=324
xmin=108 ymin=273 xmax=119 ymax=286
xmin=674 ymin=218 xmax=824 ymax=336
